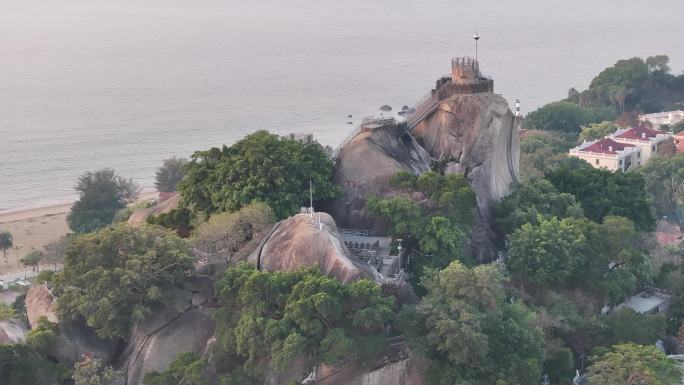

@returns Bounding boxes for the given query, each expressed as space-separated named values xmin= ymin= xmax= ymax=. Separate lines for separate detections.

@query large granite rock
xmin=248 ymin=213 xmax=382 ymax=284
xmin=411 ymin=93 xmax=520 ymax=260
xmin=332 ymin=125 xmax=432 ymax=229
xmin=25 ymin=285 xmax=117 ymax=365
xmin=0 ymin=319 xmax=28 ymax=345
xmin=316 ymin=356 xmax=426 ymax=385
xmin=120 ymin=280 xmax=216 ymax=385
xmin=25 ymin=284 xmax=59 ymax=328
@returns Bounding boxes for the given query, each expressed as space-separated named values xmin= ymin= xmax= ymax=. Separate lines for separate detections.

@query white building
xmin=614 ymin=290 xmax=670 ymax=314
xmin=611 ymin=126 xmax=671 ymax=162
xmin=639 ymin=110 xmax=684 ymax=127
xmin=569 ymin=137 xmax=640 ymax=172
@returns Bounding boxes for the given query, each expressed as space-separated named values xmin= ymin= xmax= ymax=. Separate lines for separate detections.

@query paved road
xmin=0 ymin=266 xmax=61 ymax=283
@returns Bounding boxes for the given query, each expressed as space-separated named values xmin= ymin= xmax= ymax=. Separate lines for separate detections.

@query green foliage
xmin=368 ymin=172 xmax=476 ymax=285
xmin=508 ymin=216 xmax=650 ymax=301
xmin=41 ymin=235 xmax=71 ymax=270
xmin=493 ymin=178 xmax=584 ymax=234
xmin=0 ymin=344 xmax=69 ymax=385
xmin=144 ymin=352 xmax=207 ymax=385
xmin=588 ymin=343 xmax=682 ymax=385
xmin=35 ymin=270 xmax=55 ymax=284
xmin=546 ymin=163 xmax=655 ymax=230
xmin=606 ymin=308 xmax=665 ymax=345
xmin=192 ymin=202 xmax=274 ymax=259
xmin=67 ymin=168 xmax=139 ymax=233
xmin=155 ymin=156 xmax=187 ymax=192
xmin=0 ymin=302 xmax=15 ymax=320
xmin=396 ymin=261 xmax=544 ymax=385
xmin=637 ymin=153 xmax=684 ymax=225
xmin=147 ymin=207 xmax=193 ymax=237
xmin=26 ymin=316 xmax=59 ymax=355
xmin=672 ymin=120 xmax=684 ymax=134
xmin=20 ymin=250 xmax=43 ymax=270
xmin=524 ymin=101 xmax=616 ymax=133
xmin=212 ymin=263 xmax=395 ymax=381
xmin=0 ymin=230 xmax=13 ymax=262
xmin=53 ymin=224 xmax=193 ymax=338
xmin=520 ymin=132 xmax=577 ymax=155
xmin=73 ymin=356 xmax=121 ymax=385
xmin=579 ymin=121 xmax=619 ymax=141
xmin=542 ymin=338 xmax=574 ymax=384
xmin=179 ymin=131 xmax=340 ymax=219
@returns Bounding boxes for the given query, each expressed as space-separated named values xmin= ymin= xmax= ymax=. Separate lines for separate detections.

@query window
xmin=637 ymin=152 xmax=641 ymax=158
xmin=619 ymin=160 xmax=623 ymax=165
xmin=652 ymin=145 xmax=656 ymax=151
xmin=595 ymin=159 xmax=599 ymax=165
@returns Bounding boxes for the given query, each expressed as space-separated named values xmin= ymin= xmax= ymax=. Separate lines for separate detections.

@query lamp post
xmin=474 ymin=28 xmax=480 ymax=64
xmin=13 ymin=244 xmax=22 ymax=268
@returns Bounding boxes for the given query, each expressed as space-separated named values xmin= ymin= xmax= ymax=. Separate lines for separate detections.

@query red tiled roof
xmin=581 ymin=138 xmax=635 ymax=155
xmin=615 ymin=126 xmax=665 ymax=141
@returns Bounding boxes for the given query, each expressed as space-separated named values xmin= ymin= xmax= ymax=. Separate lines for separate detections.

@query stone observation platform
xmin=338 ymin=228 xmax=402 ymax=280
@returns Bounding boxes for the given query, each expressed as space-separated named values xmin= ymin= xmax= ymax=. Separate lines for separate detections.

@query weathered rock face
xmin=25 ymin=284 xmax=59 ymax=328
xmin=0 ymin=319 xmax=28 ymax=345
xmin=128 ymin=192 xmax=181 ymax=228
xmin=316 ymin=356 xmax=426 ymax=385
xmin=331 ymin=126 xmax=432 ymax=229
xmin=25 ymin=285 xmax=117 ymax=366
xmin=120 ymin=279 xmax=216 ymax=385
xmin=411 ymin=93 xmax=520 ymax=260
xmin=249 ymin=213 xmax=382 ymax=284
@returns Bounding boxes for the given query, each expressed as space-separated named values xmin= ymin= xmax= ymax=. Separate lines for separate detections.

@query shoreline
xmin=0 ymin=187 xmax=159 ymax=224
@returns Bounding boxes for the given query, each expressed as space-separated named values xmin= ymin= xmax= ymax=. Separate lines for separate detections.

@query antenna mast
xmin=309 ymin=179 xmax=313 ymax=216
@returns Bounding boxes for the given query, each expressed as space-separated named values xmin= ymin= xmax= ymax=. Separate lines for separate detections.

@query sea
xmin=1 ymin=0 xmax=683 ymax=212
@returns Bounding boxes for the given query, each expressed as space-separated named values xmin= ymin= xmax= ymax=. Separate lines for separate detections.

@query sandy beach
xmin=0 ymin=190 xmax=159 ymax=276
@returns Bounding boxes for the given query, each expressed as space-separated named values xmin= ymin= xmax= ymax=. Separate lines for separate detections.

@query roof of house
xmin=577 ymin=137 xmax=636 ymax=155
xmin=614 ymin=291 xmax=669 ymax=314
xmin=614 ymin=126 xmax=666 ymax=141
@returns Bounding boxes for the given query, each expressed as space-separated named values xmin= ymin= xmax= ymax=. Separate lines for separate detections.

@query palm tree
xmin=0 ymin=231 xmax=12 ymax=263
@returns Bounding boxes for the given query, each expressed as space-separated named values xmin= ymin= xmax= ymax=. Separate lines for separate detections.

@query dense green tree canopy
xmin=524 ymin=101 xmax=616 ymax=133
xmin=493 ymin=177 xmax=584 ymax=234
xmin=211 ymin=263 xmax=395 ymax=383
xmin=579 ymin=121 xmax=619 ymax=141
xmin=0 ymin=344 xmax=68 ymax=385
xmin=588 ymin=344 xmax=681 ymax=385
xmin=73 ymin=356 xmax=121 ymax=385
xmin=546 ymin=163 xmax=655 ymax=230
xmin=637 ymin=153 xmax=684 ymax=225
xmin=155 ymin=156 xmax=187 ymax=192
xmin=367 ymin=172 xmax=476 ymax=285
xmin=606 ymin=308 xmax=665 ymax=346
xmin=508 ymin=216 xmax=650 ymax=301
xmin=53 ymin=224 xmax=193 ymax=338
xmin=67 ymin=168 xmax=139 ymax=233
xmin=397 ymin=261 xmax=544 ymax=385
xmin=179 ymin=131 xmax=339 ymax=219
xmin=144 ymin=352 xmax=207 ymax=385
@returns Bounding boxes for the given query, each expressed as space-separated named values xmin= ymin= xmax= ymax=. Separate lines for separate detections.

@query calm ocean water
xmin=1 ymin=0 xmax=683 ymax=211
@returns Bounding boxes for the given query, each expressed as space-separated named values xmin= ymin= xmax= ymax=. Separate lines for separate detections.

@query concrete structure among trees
xmin=639 ymin=110 xmax=684 ymax=127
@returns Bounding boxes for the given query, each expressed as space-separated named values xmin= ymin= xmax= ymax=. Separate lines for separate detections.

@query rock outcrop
xmin=128 ymin=192 xmax=181 ymax=228
xmin=120 ymin=278 xmax=216 ymax=385
xmin=411 ymin=93 xmax=519 ymax=260
xmin=25 ymin=284 xmax=59 ymax=327
xmin=332 ymin=125 xmax=431 ymax=229
xmin=0 ymin=319 xmax=28 ymax=345
xmin=25 ymin=285 xmax=117 ymax=366
xmin=249 ymin=213 xmax=382 ymax=283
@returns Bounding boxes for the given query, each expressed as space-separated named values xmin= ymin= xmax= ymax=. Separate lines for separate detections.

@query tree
xmin=546 ymin=163 xmax=655 ymax=230
xmin=0 ymin=303 xmax=15 ymax=320
xmin=637 ymin=153 xmax=684 ymax=225
xmin=53 ymin=224 xmax=193 ymax=338
xmin=155 ymin=156 xmax=187 ymax=192
xmin=606 ymin=309 xmax=665 ymax=346
xmin=179 ymin=131 xmax=340 ymax=219
xmin=0 ymin=231 xmax=13 ymax=263
xmin=508 ymin=216 xmax=650 ymax=300
xmin=588 ymin=344 xmax=681 ymax=385
xmin=147 ymin=207 xmax=193 ymax=237
xmin=508 ymin=216 xmax=589 ymax=287
xmin=144 ymin=352 xmax=207 ymax=385
xmin=579 ymin=121 xmax=619 ymax=141
xmin=26 ymin=316 xmax=59 ymax=355
xmin=20 ymin=250 xmax=43 ymax=272
xmin=493 ymin=177 xmax=584 ymax=235
xmin=192 ymin=203 xmax=274 ymax=261
xmin=212 ymin=263 xmax=395 ymax=382
xmin=42 ymin=235 xmax=71 ymax=271
xmin=396 ymin=261 xmax=544 ymax=385
xmin=73 ymin=355 xmax=122 ymax=385
xmin=672 ymin=120 xmax=684 ymax=134
xmin=0 ymin=344 xmax=68 ymax=385
xmin=524 ymin=101 xmax=616 ymax=133
xmin=67 ymin=168 xmax=139 ymax=233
